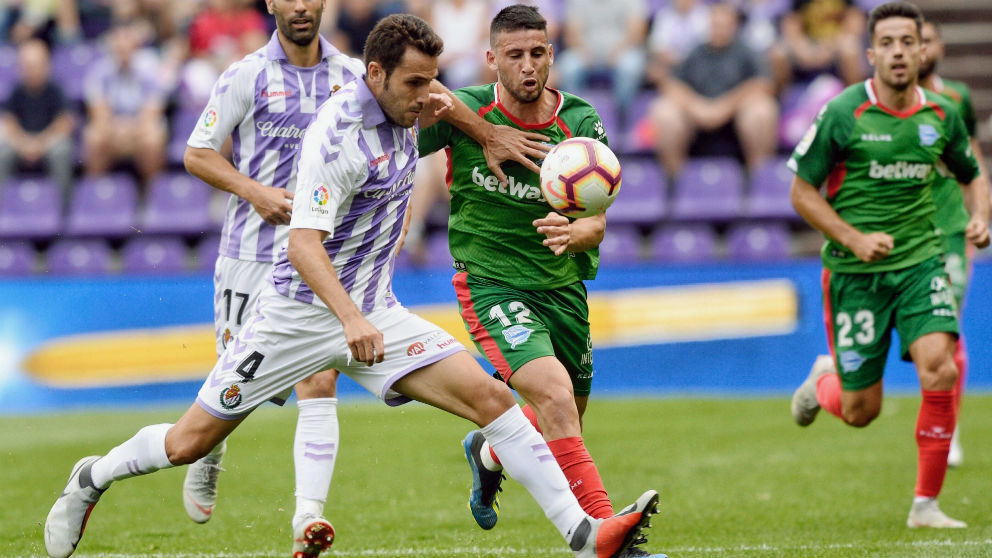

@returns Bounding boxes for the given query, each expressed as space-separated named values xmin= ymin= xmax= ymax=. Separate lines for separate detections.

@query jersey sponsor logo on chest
xmin=363 ymin=168 xmax=415 ymax=200
xmin=868 ymin=160 xmax=932 ymax=180
xmin=256 ymin=121 xmax=307 ymax=139
xmin=860 ymin=133 xmax=892 ymax=142
xmin=470 ymin=166 xmax=543 ymax=200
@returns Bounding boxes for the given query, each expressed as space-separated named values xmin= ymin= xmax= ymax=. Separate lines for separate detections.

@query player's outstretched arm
xmin=533 ymin=212 xmax=606 ymax=256
xmin=429 ymin=80 xmax=550 ymax=182
xmin=184 ymin=146 xmax=293 ymax=225
xmin=790 ymin=174 xmax=892 ymax=262
xmin=288 ymin=228 xmax=384 ymax=366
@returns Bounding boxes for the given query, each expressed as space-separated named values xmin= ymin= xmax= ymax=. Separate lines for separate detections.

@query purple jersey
xmin=272 ymin=78 xmax=419 ymax=312
xmin=188 ymin=32 xmax=366 ymax=262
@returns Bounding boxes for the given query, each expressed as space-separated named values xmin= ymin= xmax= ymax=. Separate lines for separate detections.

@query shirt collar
xmin=355 ymin=78 xmax=388 ymax=129
xmin=265 ymin=31 xmax=341 ymax=62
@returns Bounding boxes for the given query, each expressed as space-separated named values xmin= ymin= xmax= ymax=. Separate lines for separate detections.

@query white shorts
xmin=212 ymin=256 xmax=271 ymax=356
xmin=196 ymin=284 xmax=466 ymax=419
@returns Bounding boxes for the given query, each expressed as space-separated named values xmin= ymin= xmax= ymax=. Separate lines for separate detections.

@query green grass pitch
xmin=3 ymin=395 xmax=991 ymax=557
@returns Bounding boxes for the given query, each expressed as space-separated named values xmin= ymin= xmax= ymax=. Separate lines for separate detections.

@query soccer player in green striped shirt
xmin=418 ymin=5 xmax=665 ymax=557
xmin=787 ymin=2 xmax=990 ymax=528
xmin=918 ymin=19 xmax=987 ymax=468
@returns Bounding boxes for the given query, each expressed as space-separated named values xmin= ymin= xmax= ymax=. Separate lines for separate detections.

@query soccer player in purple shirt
xmin=44 ymin=13 xmax=658 ymax=558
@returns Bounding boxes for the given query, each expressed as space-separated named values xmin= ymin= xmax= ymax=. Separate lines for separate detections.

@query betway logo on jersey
xmin=256 ymin=121 xmax=307 ymax=139
xmin=868 ymin=160 xmax=932 ymax=180
xmin=471 ymin=166 xmax=544 ymax=200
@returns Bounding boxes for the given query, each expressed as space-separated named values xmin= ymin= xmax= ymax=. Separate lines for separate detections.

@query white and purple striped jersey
xmin=187 ymin=32 xmax=366 ymax=262
xmin=272 ymin=78 xmax=418 ymax=312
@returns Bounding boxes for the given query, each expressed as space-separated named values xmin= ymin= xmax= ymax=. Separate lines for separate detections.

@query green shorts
xmin=823 ymin=256 xmax=958 ymax=391
xmin=452 ymin=272 xmax=594 ymax=396
xmin=941 ymin=231 xmax=972 ymax=311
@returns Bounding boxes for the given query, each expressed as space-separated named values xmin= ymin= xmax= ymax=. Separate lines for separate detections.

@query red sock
xmin=489 ymin=405 xmax=540 ymax=466
xmin=547 ymin=436 xmax=614 ymax=518
xmin=915 ymin=390 xmax=955 ymax=498
xmin=952 ymin=337 xmax=967 ymax=419
xmin=816 ymin=372 xmax=844 ymax=419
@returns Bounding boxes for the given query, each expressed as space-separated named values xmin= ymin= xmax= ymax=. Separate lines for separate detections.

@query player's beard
xmin=919 ymin=56 xmax=937 ymax=80
xmin=277 ymin=11 xmax=321 ymax=46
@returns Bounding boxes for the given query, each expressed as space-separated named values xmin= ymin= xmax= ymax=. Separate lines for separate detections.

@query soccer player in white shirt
xmin=45 ymin=14 xmax=658 ymax=558
xmin=182 ymin=1 xmax=561 ymax=555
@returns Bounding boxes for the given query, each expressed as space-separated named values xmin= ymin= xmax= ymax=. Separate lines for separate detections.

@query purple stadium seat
xmin=47 ymin=238 xmax=114 ymax=275
xmin=608 ymin=157 xmax=666 ymax=225
xmin=598 ymin=225 xmax=643 ymax=265
xmin=0 ymin=240 xmax=38 ymax=275
xmin=0 ymin=45 xmax=16 ymax=102
xmin=423 ymin=230 xmax=453 ymax=269
xmin=193 ymin=233 xmax=222 ymax=272
xmin=649 ymin=223 xmax=718 ymax=263
xmin=0 ymin=177 xmax=62 ymax=240
xmin=121 ymin=236 xmax=190 ymax=274
xmin=745 ymin=157 xmax=800 ymax=220
xmin=168 ymin=108 xmax=202 ymax=165
xmin=141 ymin=172 xmax=216 ymax=235
xmin=50 ymin=42 xmax=101 ymax=103
xmin=621 ymin=92 xmax=656 ymax=154
xmin=670 ymin=157 xmax=744 ymax=221
xmin=726 ymin=221 xmax=792 ymax=261
xmin=573 ymin=89 xmax=621 ymax=148
xmin=66 ymin=173 xmax=139 ymax=237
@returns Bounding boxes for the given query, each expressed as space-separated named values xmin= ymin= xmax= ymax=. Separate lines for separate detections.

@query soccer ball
xmin=539 ymin=137 xmax=622 ymax=219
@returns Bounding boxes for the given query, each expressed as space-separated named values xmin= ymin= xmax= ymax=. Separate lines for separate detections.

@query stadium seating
xmin=609 ymin=156 xmax=667 ymax=225
xmin=598 ymin=225 xmax=644 ymax=265
xmin=0 ymin=177 xmax=62 ymax=240
xmin=0 ymin=240 xmax=38 ymax=275
xmin=0 ymin=45 xmax=16 ymax=102
xmin=140 ymin=172 xmax=216 ymax=236
xmin=669 ymin=157 xmax=744 ymax=222
xmin=649 ymin=223 xmax=718 ymax=263
xmin=725 ymin=221 xmax=792 ymax=261
xmin=47 ymin=238 xmax=114 ymax=275
xmin=168 ymin=108 xmax=202 ymax=166
xmin=66 ymin=173 xmax=139 ymax=238
xmin=50 ymin=41 xmax=101 ymax=104
xmin=744 ymin=157 xmax=799 ymax=220
xmin=193 ymin=233 xmax=222 ymax=272
xmin=575 ymin=88 xmax=622 ymax=150
xmin=121 ymin=235 xmax=190 ymax=274
xmin=424 ymin=229 xmax=454 ymax=269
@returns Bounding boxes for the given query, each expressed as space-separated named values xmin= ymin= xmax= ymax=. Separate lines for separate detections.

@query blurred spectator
xmin=0 ymin=39 xmax=74 ymax=197
xmin=556 ymin=0 xmax=648 ymax=115
xmin=649 ymin=2 xmax=778 ymax=176
xmin=429 ymin=0 xmax=491 ymax=90
xmin=178 ymin=0 xmax=267 ymax=107
xmin=769 ymin=0 xmax=865 ymax=91
xmin=330 ymin=0 xmax=405 ymax=56
xmin=4 ymin=0 xmax=81 ymax=44
xmin=81 ymin=21 xmax=166 ymax=184
xmin=646 ymin=0 xmax=710 ymax=84
xmin=734 ymin=0 xmax=791 ymax=54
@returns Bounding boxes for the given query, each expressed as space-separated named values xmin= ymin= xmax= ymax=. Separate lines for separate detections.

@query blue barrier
xmin=1 ymin=259 xmax=989 ymax=414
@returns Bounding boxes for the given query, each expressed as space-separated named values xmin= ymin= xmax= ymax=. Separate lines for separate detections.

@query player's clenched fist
xmin=343 ymin=317 xmax=385 ymax=366
xmin=965 ymin=217 xmax=990 ymax=249
xmin=849 ymin=231 xmax=894 ymax=263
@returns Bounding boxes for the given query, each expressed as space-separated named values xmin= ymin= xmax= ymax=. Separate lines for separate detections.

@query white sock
xmin=480 ymin=439 xmax=502 ymax=471
xmin=90 ymin=424 xmax=174 ymax=489
xmin=481 ymin=406 xmax=586 ymax=541
xmin=293 ymin=397 xmax=338 ymax=519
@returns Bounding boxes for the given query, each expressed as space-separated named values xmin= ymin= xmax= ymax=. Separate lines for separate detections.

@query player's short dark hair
xmin=490 ymin=4 xmax=547 ymax=46
xmin=867 ymin=1 xmax=923 ymax=40
xmin=363 ymin=14 xmax=444 ymax=78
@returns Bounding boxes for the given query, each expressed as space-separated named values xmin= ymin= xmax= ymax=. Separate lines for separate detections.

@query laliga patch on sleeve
xmin=795 ymin=122 xmax=817 ymax=156
xmin=193 ymin=106 xmax=220 ymax=140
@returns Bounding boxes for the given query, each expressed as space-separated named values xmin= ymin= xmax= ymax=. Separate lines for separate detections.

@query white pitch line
xmin=668 ymin=538 xmax=992 ymax=555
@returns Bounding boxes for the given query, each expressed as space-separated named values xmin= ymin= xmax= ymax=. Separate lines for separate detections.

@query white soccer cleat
xmin=45 ymin=456 xmax=106 ymax=558
xmin=791 ymin=355 xmax=834 ymax=426
xmin=570 ymin=490 xmax=659 ymax=558
xmin=183 ymin=439 xmax=226 ymax=523
xmin=292 ymin=514 xmax=335 ymax=558
xmin=947 ymin=426 xmax=963 ymax=468
xmin=907 ymin=499 xmax=967 ymax=529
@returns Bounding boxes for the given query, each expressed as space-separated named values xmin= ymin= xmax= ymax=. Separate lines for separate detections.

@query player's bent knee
xmin=841 ymin=408 xmax=878 ymax=427
xmin=296 ymin=369 xmax=339 ymax=399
